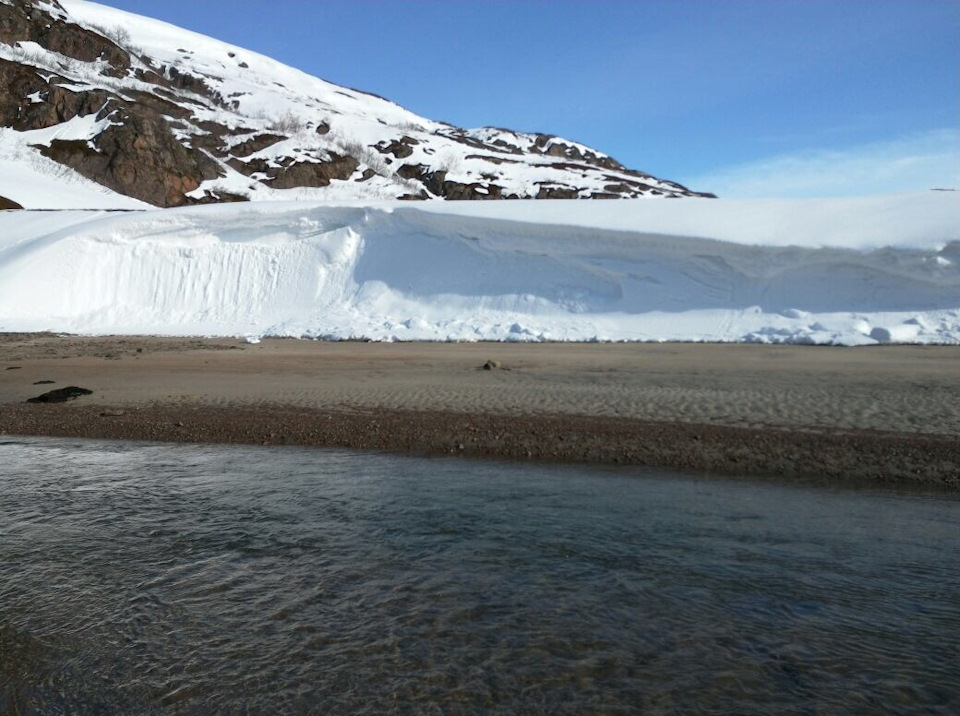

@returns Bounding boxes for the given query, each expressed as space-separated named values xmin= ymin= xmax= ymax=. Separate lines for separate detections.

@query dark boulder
xmin=27 ymin=386 xmax=93 ymax=403
xmin=375 ymin=136 xmax=419 ymax=159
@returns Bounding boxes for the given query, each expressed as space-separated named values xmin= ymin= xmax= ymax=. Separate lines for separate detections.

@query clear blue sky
xmin=95 ymin=0 xmax=959 ymax=197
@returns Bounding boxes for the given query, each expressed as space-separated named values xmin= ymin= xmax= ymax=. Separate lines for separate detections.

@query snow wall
xmin=0 ymin=194 xmax=957 ymax=344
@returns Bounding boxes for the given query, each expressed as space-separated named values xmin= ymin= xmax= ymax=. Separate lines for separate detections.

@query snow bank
xmin=0 ymin=194 xmax=957 ymax=344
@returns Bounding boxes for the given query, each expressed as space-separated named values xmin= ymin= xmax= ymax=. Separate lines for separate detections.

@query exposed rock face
xmin=228 ymin=152 xmax=359 ymax=190
xmin=265 ymin=155 xmax=359 ymax=190
xmin=0 ymin=0 xmax=713 ymax=207
xmin=0 ymin=0 xmax=128 ymax=72
xmin=230 ymin=132 xmax=286 ymax=158
xmin=0 ymin=195 xmax=23 ymax=209
xmin=40 ymin=109 xmax=222 ymax=206
xmin=0 ymin=38 xmax=218 ymax=206
xmin=376 ymin=136 xmax=419 ymax=159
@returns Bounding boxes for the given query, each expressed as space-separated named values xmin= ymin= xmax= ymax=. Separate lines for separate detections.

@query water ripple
xmin=0 ymin=437 xmax=958 ymax=714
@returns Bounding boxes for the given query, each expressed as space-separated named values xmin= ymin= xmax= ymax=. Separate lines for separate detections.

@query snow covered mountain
xmin=0 ymin=0 xmax=713 ymax=209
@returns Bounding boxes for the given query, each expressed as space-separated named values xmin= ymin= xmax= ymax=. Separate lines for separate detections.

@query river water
xmin=1 ymin=437 xmax=957 ymax=714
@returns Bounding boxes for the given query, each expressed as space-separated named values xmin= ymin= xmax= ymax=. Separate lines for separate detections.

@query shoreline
xmin=2 ymin=335 xmax=957 ymax=487
xmin=2 ymin=402 xmax=958 ymax=488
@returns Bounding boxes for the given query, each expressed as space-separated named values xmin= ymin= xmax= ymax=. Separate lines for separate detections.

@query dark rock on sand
xmin=26 ymin=386 xmax=93 ymax=403
xmin=33 ymin=380 xmax=56 ymax=385
xmin=481 ymin=360 xmax=509 ymax=371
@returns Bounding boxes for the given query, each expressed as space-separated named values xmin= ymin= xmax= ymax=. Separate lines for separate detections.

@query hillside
xmin=0 ymin=0 xmax=713 ymax=209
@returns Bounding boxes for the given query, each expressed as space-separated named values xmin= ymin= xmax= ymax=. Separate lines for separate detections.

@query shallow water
xmin=0 ymin=438 xmax=957 ymax=714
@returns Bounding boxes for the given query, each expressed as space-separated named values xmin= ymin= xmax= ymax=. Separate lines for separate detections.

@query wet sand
xmin=1 ymin=334 xmax=957 ymax=486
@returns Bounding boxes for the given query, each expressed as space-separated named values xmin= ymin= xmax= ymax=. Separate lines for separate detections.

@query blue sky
xmin=95 ymin=0 xmax=959 ymax=197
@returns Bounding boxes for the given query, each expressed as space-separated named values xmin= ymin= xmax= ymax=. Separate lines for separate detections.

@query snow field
xmin=0 ymin=194 xmax=957 ymax=343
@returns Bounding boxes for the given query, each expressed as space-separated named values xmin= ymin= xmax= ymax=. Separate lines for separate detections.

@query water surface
xmin=1 ymin=438 xmax=958 ymax=713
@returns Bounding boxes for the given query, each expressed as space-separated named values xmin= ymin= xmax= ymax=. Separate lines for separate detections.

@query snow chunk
xmin=870 ymin=324 xmax=923 ymax=343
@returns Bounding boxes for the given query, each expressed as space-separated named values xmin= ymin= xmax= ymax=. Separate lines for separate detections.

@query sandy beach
xmin=1 ymin=334 xmax=957 ymax=486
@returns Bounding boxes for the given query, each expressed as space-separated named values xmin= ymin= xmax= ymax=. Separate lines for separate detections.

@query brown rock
xmin=535 ymin=184 xmax=579 ymax=200
xmin=230 ymin=132 xmax=286 ymax=158
xmin=40 ymin=107 xmax=222 ymax=206
xmin=0 ymin=195 xmax=23 ymax=210
xmin=264 ymin=154 xmax=359 ymax=190
xmin=375 ymin=136 xmax=419 ymax=159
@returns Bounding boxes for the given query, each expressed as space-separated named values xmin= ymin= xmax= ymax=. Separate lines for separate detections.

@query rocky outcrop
xmin=230 ymin=132 xmax=286 ymax=158
xmin=228 ymin=152 xmax=359 ymax=189
xmin=262 ymin=154 xmax=359 ymax=190
xmin=0 ymin=195 xmax=23 ymax=209
xmin=0 ymin=58 xmax=113 ymax=131
xmin=530 ymin=134 xmax=624 ymax=170
xmin=39 ymin=106 xmax=222 ymax=206
xmin=375 ymin=136 xmax=419 ymax=159
xmin=396 ymin=163 xmax=446 ymax=196
xmin=0 ymin=1 xmax=129 ymax=73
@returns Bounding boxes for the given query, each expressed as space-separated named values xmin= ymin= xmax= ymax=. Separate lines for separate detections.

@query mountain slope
xmin=0 ymin=0 xmax=713 ymax=208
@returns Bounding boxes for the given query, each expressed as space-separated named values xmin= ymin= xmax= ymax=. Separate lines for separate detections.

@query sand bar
xmin=1 ymin=335 xmax=957 ymax=486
